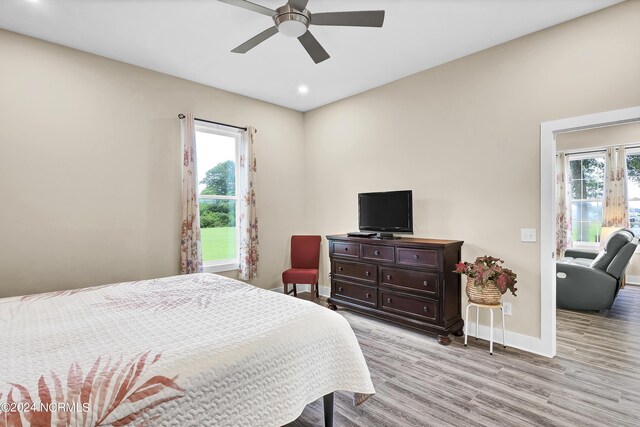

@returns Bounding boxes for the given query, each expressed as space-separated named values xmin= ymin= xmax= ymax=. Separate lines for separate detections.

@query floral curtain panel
xmin=238 ymin=126 xmax=259 ymax=280
xmin=180 ymin=113 xmax=203 ymax=274
xmin=602 ymin=146 xmax=629 ymax=228
xmin=556 ymin=153 xmax=572 ymax=257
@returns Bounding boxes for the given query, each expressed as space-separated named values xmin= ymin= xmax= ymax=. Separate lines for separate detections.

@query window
xmin=568 ymin=155 xmax=605 ymax=245
xmin=195 ymin=122 xmax=241 ymax=271
xmin=626 ymin=148 xmax=640 ymax=236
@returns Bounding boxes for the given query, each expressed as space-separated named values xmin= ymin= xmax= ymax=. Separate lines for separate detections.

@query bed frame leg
xmin=323 ymin=392 xmax=334 ymax=427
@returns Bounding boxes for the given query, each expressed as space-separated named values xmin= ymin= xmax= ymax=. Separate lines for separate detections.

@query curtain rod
xmin=560 ymin=143 xmax=640 ymax=156
xmin=178 ymin=113 xmax=256 ymax=133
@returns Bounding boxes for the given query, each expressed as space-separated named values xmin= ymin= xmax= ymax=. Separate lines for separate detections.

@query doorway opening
xmin=540 ymin=106 xmax=640 ymax=357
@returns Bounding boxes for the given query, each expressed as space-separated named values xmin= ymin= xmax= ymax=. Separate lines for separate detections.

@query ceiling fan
xmin=218 ymin=0 xmax=385 ymax=64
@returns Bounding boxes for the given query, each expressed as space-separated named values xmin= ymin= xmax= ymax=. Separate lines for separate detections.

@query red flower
xmin=454 ymin=262 xmax=468 ymax=273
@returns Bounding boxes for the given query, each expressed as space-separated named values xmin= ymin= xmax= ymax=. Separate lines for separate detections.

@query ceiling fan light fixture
xmin=274 ymin=4 xmax=310 ymax=38
xmin=277 ymin=19 xmax=307 ymax=37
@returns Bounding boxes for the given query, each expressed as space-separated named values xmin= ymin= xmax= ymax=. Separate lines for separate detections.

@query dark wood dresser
xmin=326 ymin=235 xmax=464 ymax=345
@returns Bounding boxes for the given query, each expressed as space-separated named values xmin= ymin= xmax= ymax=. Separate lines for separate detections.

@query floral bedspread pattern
xmin=0 ymin=352 xmax=182 ymax=427
xmin=0 ymin=274 xmax=374 ymax=426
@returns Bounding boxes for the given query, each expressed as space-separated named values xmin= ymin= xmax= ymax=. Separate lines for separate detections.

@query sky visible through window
xmin=629 ymin=179 xmax=640 ymax=199
xmin=195 ymin=131 xmax=236 ymax=194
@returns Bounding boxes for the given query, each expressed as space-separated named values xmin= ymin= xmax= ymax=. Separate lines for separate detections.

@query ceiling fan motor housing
xmin=273 ymin=4 xmax=310 ymax=38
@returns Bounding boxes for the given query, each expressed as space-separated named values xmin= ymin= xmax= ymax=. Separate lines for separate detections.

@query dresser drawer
xmin=381 ymin=267 xmax=438 ymax=296
xmin=333 ymin=261 xmax=377 ymax=284
xmin=362 ymin=244 xmax=395 ymax=263
xmin=397 ymin=247 xmax=439 ymax=268
xmin=331 ymin=241 xmax=360 ymax=259
xmin=333 ymin=280 xmax=377 ymax=307
xmin=380 ymin=290 xmax=438 ymax=323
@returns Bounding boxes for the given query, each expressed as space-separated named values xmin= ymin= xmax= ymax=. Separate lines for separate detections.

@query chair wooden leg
xmin=283 ymin=283 xmax=288 ymax=295
xmin=293 ymin=284 xmax=297 ymax=297
xmin=315 ymin=281 xmax=319 ymax=298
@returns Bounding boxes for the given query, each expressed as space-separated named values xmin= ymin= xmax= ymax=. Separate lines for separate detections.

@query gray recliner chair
xmin=556 ymin=229 xmax=638 ymax=311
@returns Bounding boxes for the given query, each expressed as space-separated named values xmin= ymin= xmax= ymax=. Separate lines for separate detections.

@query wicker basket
xmin=466 ymin=278 xmax=502 ymax=305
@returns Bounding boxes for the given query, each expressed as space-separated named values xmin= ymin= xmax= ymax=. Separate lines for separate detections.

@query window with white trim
xmin=625 ymin=147 xmax=640 ymax=237
xmin=195 ymin=121 xmax=241 ymax=272
xmin=568 ymin=154 xmax=605 ymax=246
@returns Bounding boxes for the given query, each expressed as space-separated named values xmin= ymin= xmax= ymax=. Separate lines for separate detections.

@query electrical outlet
xmin=503 ymin=302 xmax=512 ymax=316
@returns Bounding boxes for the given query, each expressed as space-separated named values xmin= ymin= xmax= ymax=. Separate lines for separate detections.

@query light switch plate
xmin=521 ymin=228 xmax=537 ymax=242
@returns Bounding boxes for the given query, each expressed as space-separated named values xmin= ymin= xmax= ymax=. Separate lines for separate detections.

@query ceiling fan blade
xmin=311 ymin=10 xmax=385 ymax=27
xmin=298 ymin=31 xmax=330 ymax=64
xmin=288 ymin=0 xmax=309 ymax=10
xmin=217 ymin=0 xmax=275 ymax=17
xmin=231 ymin=26 xmax=279 ymax=53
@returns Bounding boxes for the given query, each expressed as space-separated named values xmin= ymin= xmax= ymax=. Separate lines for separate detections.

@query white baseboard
xmin=626 ymin=275 xmax=640 ymax=285
xmin=464 ymin=320 xmax=549 ymax=357
xmin=270 ymin=284 xmax=331 ymax=297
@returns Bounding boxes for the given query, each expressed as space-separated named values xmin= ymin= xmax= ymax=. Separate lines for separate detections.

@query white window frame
xmin=566 ymin=152 xmax=605 ymax=249
xmin=625 ymin=147 xmax=640 ymax=242
xmin=195 ymin=121 xmax=241 ymax=273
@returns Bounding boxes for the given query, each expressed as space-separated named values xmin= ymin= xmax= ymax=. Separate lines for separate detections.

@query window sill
xmin=572 ymin=242 xmax=600 ymax=251
xmin=204 ymin=261 xmax=239 ymax=273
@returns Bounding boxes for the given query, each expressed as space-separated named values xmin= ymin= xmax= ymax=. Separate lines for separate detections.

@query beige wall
xmin=0 ymin=29 xmax=305 ymax=298
xmin=557 ymin=121 xmax=640 ymax=278
xmin=303 ymin=1 xmax=640 ymax=338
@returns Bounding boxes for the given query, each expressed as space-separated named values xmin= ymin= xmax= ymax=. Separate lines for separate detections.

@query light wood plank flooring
xmin=289 ymin=285 xmax=640 ymax=426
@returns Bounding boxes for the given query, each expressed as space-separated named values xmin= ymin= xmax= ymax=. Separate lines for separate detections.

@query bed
xmin=0 ymin=273 xmax=374 ymax=426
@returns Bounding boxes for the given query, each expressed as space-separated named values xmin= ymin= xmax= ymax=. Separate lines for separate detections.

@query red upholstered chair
xmin=282 ymin=235 xmax=322 ymax=297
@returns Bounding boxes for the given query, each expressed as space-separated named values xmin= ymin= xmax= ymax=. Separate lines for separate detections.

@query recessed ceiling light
xmin=298 ymin=85 xmax=309 ymax=94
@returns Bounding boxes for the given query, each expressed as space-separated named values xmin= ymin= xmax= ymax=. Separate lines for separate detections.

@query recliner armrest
xmin=556 ymin=262 xmax=618 ymax=310
xmin=556 ymin=262 xmax=616 ymax=284
xmin=564 ymin=249 xmax=599 ymax=260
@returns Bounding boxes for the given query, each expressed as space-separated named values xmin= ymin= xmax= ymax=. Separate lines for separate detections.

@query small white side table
xmin=464 ymin=301 xmax=506 ymax=355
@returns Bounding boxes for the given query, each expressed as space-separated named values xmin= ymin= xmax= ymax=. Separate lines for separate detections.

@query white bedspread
xmin=0 ymin=273 xmax=374 ymax=426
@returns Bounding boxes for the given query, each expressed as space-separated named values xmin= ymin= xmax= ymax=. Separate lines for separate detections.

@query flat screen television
xmin=358 ymin=190 xmax=413 ymax=239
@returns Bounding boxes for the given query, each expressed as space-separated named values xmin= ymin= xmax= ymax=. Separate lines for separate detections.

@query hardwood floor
xmin=289 ymin=285 xmax=640 ymax=426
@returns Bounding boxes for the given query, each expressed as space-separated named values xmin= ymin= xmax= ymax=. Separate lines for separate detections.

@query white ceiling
xmin=0 ymin=0 xmax=623 ymax=111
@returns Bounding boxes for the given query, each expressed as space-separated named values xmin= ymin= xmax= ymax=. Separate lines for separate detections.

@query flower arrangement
xmin=454 ymin=256 xmax=518 ymax=296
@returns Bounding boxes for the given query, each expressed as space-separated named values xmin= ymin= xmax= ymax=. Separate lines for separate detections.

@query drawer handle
xmin=387 ymin=297 xmax=392 ymax=304
xmin=414 ymin=254 xmax=420 ymax=260
xmin=386 ymin=275 xmax=392 ymax=280
xmin=366 ymin=293 xmax=371 ymax=299
xmin=374 ymin=250 xmax=380 ymax=256
xmin=423 ymin=306 xmax=429 ymax=313
xmin=338 ymin=286 xmax=343 ymax=292
xmin=344 ymin=247 xmax=349 ymax=251
xmin=365 ymin=271 xmax=370 ymax=277
xmin=423 ymin=280 xmax=428 ymax=286
xmin=338 ymin=267 xmax=343 ymax=272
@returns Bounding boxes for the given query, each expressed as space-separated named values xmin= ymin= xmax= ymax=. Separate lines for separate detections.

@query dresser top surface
xmin=326 ymin=234 xmax=463 ymax=247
